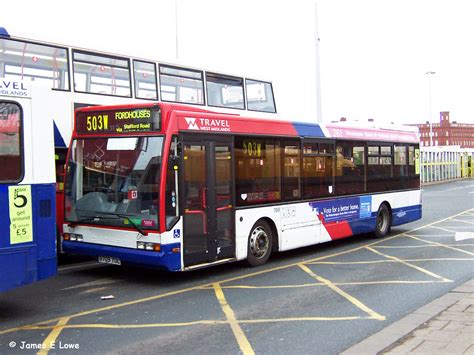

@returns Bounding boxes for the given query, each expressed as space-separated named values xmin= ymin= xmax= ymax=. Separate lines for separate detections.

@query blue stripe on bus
xmin=0 ymin=27 xmax=9 ymax=37
xmin=54 ymin=121 xmax=67 ymax=148
xmin=292 ymin=122 xmax=326 ymax=137
xmin=347 ymin=218 xmax=377 ymax=235
xmin=0 ymin=183 xmax=57 ymax=292
xmin=347 ymin=204 xmax=422 ymax=235
xmin=391 ymin=204 xmax=422 ymax=226
xmin=62 ymin=241 xmax=181 ymax=271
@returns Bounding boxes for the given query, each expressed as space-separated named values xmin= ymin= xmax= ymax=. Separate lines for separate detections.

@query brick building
xmin=412 ymin=112 xmax=474 ymax=147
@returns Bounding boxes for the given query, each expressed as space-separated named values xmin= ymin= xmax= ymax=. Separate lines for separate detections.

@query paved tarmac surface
xmin=344 ymin=180 xmax=474 ymax=355
xmin=343 ymin=278 xmax=473 ymax=354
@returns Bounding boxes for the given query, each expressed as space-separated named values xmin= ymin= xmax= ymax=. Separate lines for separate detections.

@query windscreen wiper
xmin=67 ymin=216 xmax=101 ymax=227
xmin=67 ymin=213 xmax=147 ymax=236
xmin=96 ymin=212 xmax=148 ymax=236
xmin=115 ymin=213 xmax=147 ymax=236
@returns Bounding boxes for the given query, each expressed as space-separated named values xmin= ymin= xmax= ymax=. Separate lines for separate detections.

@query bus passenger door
xmin=181 ymin=138 xmax=235 ymax=267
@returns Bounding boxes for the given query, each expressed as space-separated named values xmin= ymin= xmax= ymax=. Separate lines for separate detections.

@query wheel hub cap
xmin=250 ymin=227 xmax=269 ymax=258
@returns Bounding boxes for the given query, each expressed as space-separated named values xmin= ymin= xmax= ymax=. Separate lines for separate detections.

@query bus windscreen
xmin=75 ymin=106 xmax=161 ymax=134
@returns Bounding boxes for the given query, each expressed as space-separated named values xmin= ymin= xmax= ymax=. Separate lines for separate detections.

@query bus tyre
xmin=375 ymin=204 xmax=391 ymax=238
xmin=56 ymin=229 xmax=64 ymax=260
xmin=247 ymin=220 xmax=273 ymax=267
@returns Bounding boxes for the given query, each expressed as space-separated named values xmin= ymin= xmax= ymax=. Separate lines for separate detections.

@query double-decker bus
xmin=0 ymin=78 xmax=56 ymax=292
xmin=0 ymin=26 xmax=277 ymax=245
xmin=62 ymin=102 xmax=421 ymax=270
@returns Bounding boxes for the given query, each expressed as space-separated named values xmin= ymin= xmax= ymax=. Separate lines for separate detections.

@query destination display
xmin=76 ymin=107 xmax=161 ymax=134
xmin=242 ymin=139 xmax=265 ymax=158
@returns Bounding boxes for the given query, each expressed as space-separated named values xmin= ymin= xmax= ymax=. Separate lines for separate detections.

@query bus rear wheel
xmin=247 ymin=220 xmax=272 ymax=267
xmin=375 ymin=204 xmax=391 ymax=238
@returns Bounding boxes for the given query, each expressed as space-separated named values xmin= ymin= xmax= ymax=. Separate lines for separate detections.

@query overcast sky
xmin=2 ymin=0 xmax=473 ymax=125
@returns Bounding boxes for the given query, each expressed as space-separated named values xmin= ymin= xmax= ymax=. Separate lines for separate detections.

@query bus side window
xmin=283 ymin=142 xmax=301 ymax=200
xmin=0 ymin=38 xmax=70 ymax=91
xmin=235 ymin=137 xmax=281 ymax=206
xmin=367 ymin=145 xmax=393 ymax=192
xmin=408 ymin=145 xmax=420 ymax=189
xmin=0 ymin=102 xmax=23 ymax=182
xmin=302 ymin=145 xmax=334 ymax=199
xmin=394 ymin=144 xmax=408 ymax=189
xmin=335 ymin=141 xmax=365 ymax=195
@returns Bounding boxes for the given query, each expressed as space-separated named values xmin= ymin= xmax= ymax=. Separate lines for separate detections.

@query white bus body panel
xmin=234 ymin=189 xmax=421 ymax=261
xmin=1 ymin=79 xmax=55 ymax=185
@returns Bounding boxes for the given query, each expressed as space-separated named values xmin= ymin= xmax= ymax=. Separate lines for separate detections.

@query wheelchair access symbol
xmin=173 ymin=229 xmax=181 ymax=239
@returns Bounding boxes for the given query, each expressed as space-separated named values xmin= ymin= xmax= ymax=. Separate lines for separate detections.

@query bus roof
xmin=171 ymin=105 xmax=419 ymax=143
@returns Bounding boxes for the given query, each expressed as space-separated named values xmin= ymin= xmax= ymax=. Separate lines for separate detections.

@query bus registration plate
xmin=98 ymin=256 xmax=121 ymax=265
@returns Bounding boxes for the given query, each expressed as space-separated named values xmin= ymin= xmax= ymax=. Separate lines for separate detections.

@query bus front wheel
xmin=375 ymin=204 xmax=391 ymax=238
xmin=247 ymin=220 xmax=273 ymax=267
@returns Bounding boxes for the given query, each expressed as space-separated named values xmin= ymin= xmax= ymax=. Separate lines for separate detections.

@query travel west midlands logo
xmin=184 ymin=117 xmax=231 ymax=132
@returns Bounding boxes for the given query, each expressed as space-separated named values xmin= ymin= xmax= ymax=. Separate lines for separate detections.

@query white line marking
xmin=455 ymin=232 xmax=474 ymax=242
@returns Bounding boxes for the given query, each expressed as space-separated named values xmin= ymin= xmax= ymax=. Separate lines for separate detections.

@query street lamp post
xmin=175 ymin=0 xmax=179 ymax=60
xmin=426 ymin=71 xmax=436 ymax=146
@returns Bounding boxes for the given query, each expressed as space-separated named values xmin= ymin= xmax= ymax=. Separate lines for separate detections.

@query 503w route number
xmin=86 ymin=115 xmax=109 ymax=131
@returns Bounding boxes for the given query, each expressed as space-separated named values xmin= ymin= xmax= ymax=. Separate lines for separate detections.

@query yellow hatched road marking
xmin=366 ymin=247 xmax=452 ymax=282
xmin=330 ymin=280 xmax=451 ymax=286
xmin=0 ymin=286 xmax=209 ymax=336
xmin=203 ymin=283 xmax=323 ymax=290
xmin=13 ymin=315 xmax=368 ymax=333
xmin=446 ymin=218 xmax=474 ymax=225
xmin=213 ymin=283 xmax=254 ymax=355
xmin=430 ymin=226 xmax=456 ymax=234
xmin=220 ymin=279 xmax=451 ymax=289
xmin=374 ymin=244 xmax=474 ymax=249
xmin=310 ymin=257 xmax=473 ymax=265
xmin=0 ymin=208 xmax=471 ymax=338
xmin=20 ymin=320 xmax=227 ymax=331
xmin=37 ymin=317 xmax=70 ymax=355
xmin=0 ymin=234 xmax=402 ymax=336
xmin=298 ymin=264 xmax=385 ymax=321
xmin=404 ymin=235 xmax=474 ymax=256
